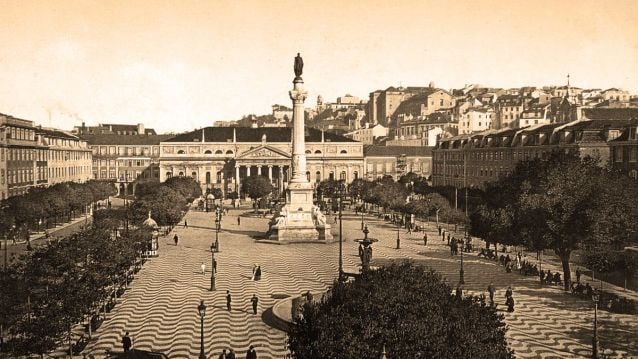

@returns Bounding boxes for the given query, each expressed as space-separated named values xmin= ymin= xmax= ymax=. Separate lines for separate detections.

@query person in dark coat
xmin=173 ymin=234 xmax=179 ymax=245
xmin=438 ymin=226 xmax=442 ymax=236
xmin=121 ymin=331 xmax=132 ymax=352
xmin=255 ymin=266 xmax=262 ymax=281
xmin=251 ymin=294 xmax=259 ymax=315
xmin=237 ymin=217 xmax=241 ymax=226
xmin=246 ymin=345 xmax=257 ymax=359
xmin=423 ymin=233 xmax=428 ymax=247
xmin=226 ymin=290 xmax=232 ymax=311
xmin=227 ymin=348 xmax=236 ymax=359
xmin=218 ymin=349 xmax=227 ymax=359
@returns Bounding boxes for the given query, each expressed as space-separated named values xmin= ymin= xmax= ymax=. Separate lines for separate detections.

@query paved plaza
xmin=83 ymin=205 xmax=638 ymax=358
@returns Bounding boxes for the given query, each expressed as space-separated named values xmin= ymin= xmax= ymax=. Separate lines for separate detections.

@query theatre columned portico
xmin=158 ymin=127 xmax=364 ymax=198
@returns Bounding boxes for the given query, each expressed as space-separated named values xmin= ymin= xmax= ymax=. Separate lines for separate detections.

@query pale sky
xmin=0 ymin=0 xmax=637 ymax=133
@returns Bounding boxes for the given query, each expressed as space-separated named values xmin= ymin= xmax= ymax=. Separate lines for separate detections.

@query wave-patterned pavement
xmin=83 ymin=209 xmax=637 ymax=358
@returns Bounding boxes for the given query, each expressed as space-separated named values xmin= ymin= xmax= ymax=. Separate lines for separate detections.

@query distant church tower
xmin=316 ymin=95 xmax=324 ymax=113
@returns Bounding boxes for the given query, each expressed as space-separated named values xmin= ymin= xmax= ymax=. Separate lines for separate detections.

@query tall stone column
xmin=290 ymin=78 xmax=308 ymax=183
xmin=235 ymin=165 xmax=240 ymax=195
xmin=257 ymin=166 xmax=262 ymax=176
xmin=279 ymin=166 xmax=284 ymax=192
xmin=268 ymin=165 xmax=273 ymax=180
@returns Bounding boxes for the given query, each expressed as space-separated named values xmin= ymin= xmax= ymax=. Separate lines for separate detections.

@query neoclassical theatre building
xmin=159 ymin=127 xmax=364 ymax=197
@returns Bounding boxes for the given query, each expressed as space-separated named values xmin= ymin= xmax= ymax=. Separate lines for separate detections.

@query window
xmin=354 ymin=171 xmax=358 ymax=180
xmin=630 ymin=170 xmax=638 ymax=180
xmin=340 ymin=150 xmax=347 ymax=154
xmin=340 ymin=171 xmax=346 ymax=181
xmin=206 ymin=172 xmax=211 ymax=184
xmin=615 ymin=148 xmax=623 ymax=162
xmin=629 ymin=147 xmax=637 ymax=162
xmin=329 ymin=172 xmax=334 ymax=181
xmin=166 ymin=172 xmax=173 ymax=179
xmin=178 ymin=171 xmax=184 ymax=176
xmin=315 ymin=150 xmax=322 ymax=154
xmin=315 ymin=171 xmax=321 ymax=182
xmin=226 ymin=150 xmax=234 ymax=155
xmin=205 ymin=150 xmax=212 ymax=154
xmin=306 ymin=171 xmax=311 ymax=182
xmin=215 ymin=150 xmax=223 ymax=154
xmin=305 ymin=150 xmax=311 ymax=154
xmin=177 ymin=150 xmax=185 ymax=154
xmin=191 ymin=171 xmax=197 ymax=179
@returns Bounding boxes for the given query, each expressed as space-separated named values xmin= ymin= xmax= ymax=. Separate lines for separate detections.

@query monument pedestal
xmin=269 ymin=182 xmax=333 ymax=243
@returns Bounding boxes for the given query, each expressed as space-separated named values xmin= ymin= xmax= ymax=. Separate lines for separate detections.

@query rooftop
xmin=80 ymin=134 xmax=174 ymax=145
xmin=164 ymin=127 xmax=357 ymax=143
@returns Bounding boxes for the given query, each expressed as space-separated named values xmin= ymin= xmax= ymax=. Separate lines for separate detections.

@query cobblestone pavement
xmin=83 ymin=207 xmax=637 ymax=358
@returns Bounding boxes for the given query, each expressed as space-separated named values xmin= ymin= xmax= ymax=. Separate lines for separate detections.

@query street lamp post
xmin=197 ymin=300 xmax=207 ymax=359
xmin=396 ymin=218 xmax=400 ymax=249
xmin=338 ymin=181 xmax=345 ymax=282
xmin=210 ymin=209 xmax=220 ymax=291
xmin=592 ymin=292 xmax=600 ymax=359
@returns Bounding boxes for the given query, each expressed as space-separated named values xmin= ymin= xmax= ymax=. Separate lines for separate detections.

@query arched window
xmin=191 ymin=171 xmax=197 ymax=179
xmin=177 ymin=150 xmax=185 ymax=154
xmin=306 ymin=171 xmax=311 ymax=182
xmin=204 ymin=150 xmax=212 ymax=154
xmin=329 ymin=171 xmax=334 ymax=181
xmin=206 ymin=172 xmax=211 ymax=184
xmin=315 ymin=171 xmax=321 ymax=182
xmin=340 ymin=171 xmax=346 ymax=181
xmin=340 ymin=150 xmax=347 ymax=154
xmin=314 ymin=150 xmax=322 ymax=154
xmin=178 ymin=171 xmax=184 ymax=176
xmin=166 ymin=172 xmax=173 ymax=179
xmin=226 ymin=150 xmax=234 ymax=155
xmin=354 ymin=171 xmax=358 ymax=180
xmin=305 ymin=150 xmax=311 ymax=154
xmin=215 ymin=150 xmax=223 ymax=154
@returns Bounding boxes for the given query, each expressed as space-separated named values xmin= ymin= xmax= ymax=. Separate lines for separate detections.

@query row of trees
xmin=0 ymin=180 xmax=116 ymax=236
xmin=0 ymin=223 xmax=151 ymax=357
xmin=130 ymin=176 xmax=202 ymax=226
xmin=317 ymin=176 xmax=468 ymax=227
xmin=470 ymin=152 xmax=638 ymax=291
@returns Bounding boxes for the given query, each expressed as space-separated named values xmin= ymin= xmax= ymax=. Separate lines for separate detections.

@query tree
xmin=131 ymin=187 xmax=186 ymax=226
xmin=423 ymin=193 xmax=450 ymax=226
xmin=288 ymin=262 xmax=513 ymax=358
xmin=163 ymin=176 xmax=202 ymax=203
xmin=241 ymin=175 xmax=273 ymax=212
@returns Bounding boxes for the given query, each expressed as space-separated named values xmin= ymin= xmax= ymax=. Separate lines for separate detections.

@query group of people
xmin=540 ymin=269 xmax=563 ymax=286
xmin=217 ymin=345 xmax=258 ymax=359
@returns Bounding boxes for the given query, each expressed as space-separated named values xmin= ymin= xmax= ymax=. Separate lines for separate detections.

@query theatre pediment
xmin=237 ymin=145 xmax=290 ymax=160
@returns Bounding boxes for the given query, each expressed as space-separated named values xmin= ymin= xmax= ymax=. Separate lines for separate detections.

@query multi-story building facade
xmin=602 ymin=88 xmax=630 ymax=103
xmin=345 ymin=124 xmax=388 ymax=144
xmin=363 ymin=145 xmax=433 ymax=181
xmin=0 ymin=114 xmax=42 ymax=198
xmin=369 ymin=86 xmax=434 ymax=126
xmin=73 ymin=122 xmax=157 ymax=136
xmin=432 ymin=118 xmax=634 ymax=189
xmin=159 ymin=127 xmax=364 ymax=197
xmin=494 ymin=95 xmax=527 ymax=129
xmin=458 ymin=107 xmax=495 ymax=135
xmin=80 ymin=134 xmax=174 ymax=195
xmin=609 ymin=123 xmax=638 ymax=179
xmin=36 ymin=128 xmax=92 ymax=186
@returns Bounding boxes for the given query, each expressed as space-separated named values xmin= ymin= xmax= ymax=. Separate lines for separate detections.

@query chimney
xmin=137 ymin=123 xmax=145 ymax=135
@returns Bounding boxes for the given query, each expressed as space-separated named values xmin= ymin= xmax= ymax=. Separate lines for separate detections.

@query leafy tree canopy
xmin=288 ymin=262 xmax=513 ymax=359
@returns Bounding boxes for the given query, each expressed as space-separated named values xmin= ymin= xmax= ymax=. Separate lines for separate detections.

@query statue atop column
xmin=294 ymin=53 xmax=303 ymax=79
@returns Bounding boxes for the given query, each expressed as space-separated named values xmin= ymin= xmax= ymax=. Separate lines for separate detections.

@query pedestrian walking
xmin=447 ymin=233 xmax=451 ymax=245
xmin=576 ymin=268 xmax=581 ymax=283
xmin=237 ymin=217 xmax=241 ymax=226
xmin=173 ymin=234 xmax=179 ymax=245
xmin=201 ymin=262 xmax=206 ymax=275
xmin=184 ymin=220 xmax=188 ymax=228
xmin=438 ymin=226 xmax=442 ymax=236
xmin=505 ymin=285 xmax=513 ymax=300
xmin=487 ymin=282 xmax=495 ymax=306
xmin=121 ymin=331 xmax=132 ymax=352
xmin=407 ymin=224 xmax=412 ymax=234
xmin=226 ymin=290 xmax=232 ymax=311
xmin=218 ymin=349 xmax=227 ymax=359
xmin=251 ymin=294 xmax=259 ymax=315
xmin=251 ymin=264 xmax=258 ymax=281
xmin=506 ymin=292 xmax=515 ymax=313
xmin=246 ymin=345 xmax=257 ymax=359
xmin=255 ymin=265 xmax=262 ymax=281
xmin=334 ymin=215 xmax=337 ymax=224
xmin=227 ymin=348 xmax=236 ymax=359
xmin=423 ymin=233 xmax=428 ymax=247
